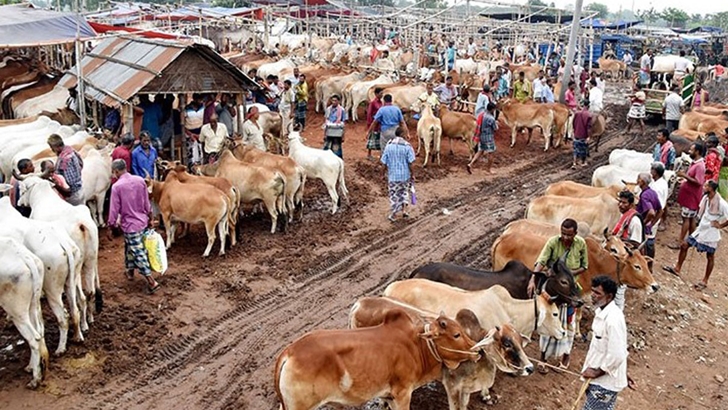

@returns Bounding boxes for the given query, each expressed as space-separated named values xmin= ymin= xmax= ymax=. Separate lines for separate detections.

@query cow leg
xmin=202 ymin=222 xmax=216 ymax=257
xmin=423 ymin=144 xmax=430 ymax=167
xmin=326 ymin=183 xmax=340 ymax=214
xmin=64 ymin=269 xmax=84 ymax=342
xmin=435 ymin=131 xmax=442 ymax=166
xmin=510 ymin=127 xmax=517 ymax=148
xmin=448 ymin=136 xmax=455 ymax=156
xmin=262 ymin=197 xmax=279 ymax=234
xmin=96 ymin=193 xmax=107 ymax=227
xmin=216 ymin=217 xmax=227 ymax=256
xmin=165 ymin=220 xmax=175 ymax=249
xmin=390 ymin=389 xmax=412 ymax=410
xmin=543 ymin=127 xmax=551 ymax=151
xmin=45 ymin=289 xmax=69 ymax=355
xmin=76 ymin=279 xmax=89 ymax=333
xmin=13 ymin=319 xmax=44 ymax=389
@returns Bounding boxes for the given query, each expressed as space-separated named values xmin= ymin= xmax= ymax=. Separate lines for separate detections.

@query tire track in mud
xmin=84 ymin=121 xmax=647 ymax=410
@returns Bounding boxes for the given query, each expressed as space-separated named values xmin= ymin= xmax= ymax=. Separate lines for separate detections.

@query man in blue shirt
xmin=446 ymin=42 xmax=456 ymax=71
xmin=137 ymin=95 xmax=164 ymax=153
xmin=367 ymin=94 xmax=409 ymax=148
xmin=381 ymin=128 xmax=415 ymax=222
xmin=543 ymin=78 xmax=556 ymax=103
xmin=132 ymin=132 xmax=158 ymax=179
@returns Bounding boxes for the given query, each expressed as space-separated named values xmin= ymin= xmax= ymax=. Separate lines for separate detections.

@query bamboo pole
xmin=558 ymin=0 xmax=584 ymax=103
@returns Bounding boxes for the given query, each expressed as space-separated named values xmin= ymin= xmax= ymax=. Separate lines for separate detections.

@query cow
xmin=0 ymin=237 xmax=49 ymax=389
xmin=230 ymin=144 xmax=306 ymax=221
xmin=0 ymin=196 xmax=84 ymax=355
xmin=383 ymin=281 xmax=566 ymax=341
xmin=367 ymin=84 xmax=426 ymax=114
xmin=197 ymin=150 xmax=287 ymax=234
xmin=256 ymin=59 xmax=296 ymax=79
xmin=439 ymin=106 xmax=477 ymax=157
xmin=543 ymin=102 xmax=571 ymax=148
xmin=146 ymin=171 xmax=230 ymax=257
xmin=511 ymin=64 xmax=541 ymax=81
xmin=525 ymin=193 xmax=620 ymax=235
xmin=81 ymin=147 xmax=112 ymax=227
xmin=416 ymin=103 xmax=442 ymax=166
xmin=592 ymin=164 xmax=676 ymax=189
xmin=15 ymin=175 xmax=101 ymax=328
xmin=695 ymin=106 xmax=728 ymax=117
xmin=598 ymin=57 xmax=623 ymax=79
xmin=315 ymin=71 xmax=366 ymax=113
xmin=544 ymin=180 xmax=632 ymax=200
xmin=162 ymin=163 xmax=240 ymax=246
xmin=287 ymin=130 xmax=348 ymax=214
xmin=498 ymin=99 xmax=554 ymax=150
xmin=590 ymin=113 xmax=607 ymax=152
xmin=491 ymin=219 xmax=659 ymax=294
xmin=343 ymin=74 xmax=394 ymax=122
xmin=678 ymin=111 xmax=728 ymax=134
xmin=274 ymin=308 xmax=479 ymax=410
xmin=410 ymin=259 xmax=581 ymax=307
xmin=349 ymin=297 xmax=532 ymax=409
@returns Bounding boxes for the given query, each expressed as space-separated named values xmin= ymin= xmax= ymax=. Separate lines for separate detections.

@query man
xmin=199 ymin=113 xmax=227 ymax=164
xmin=474 ymin=84 xmax=491 ymax=117
xmin=588 ymin=79 xmax=603 ymax=115
xmin=662 ymin=86 xmax=683 ymax=133
xmin=672 ymin=142 xmax=706 ymax=249
xmin=9 ymin=158 xmax=34 ymax=217
xmin=704 ymin=134 xmax=722 ymax=182
xmin=673 ymin=50 xmax=691 ymax=83
xmin=215 ymin=94 xmax=236 ymax=137
xmin=137 ymin=94 xmax=164 ymax=153
xmin=279 ymin=80 xmax=295 ymax=137
xmin=565 ymin=81 xmax=578 ymax=112
xmin=265 ymin=75 xmax=281 ymax=111
xmin=495 ymin=69 xmax=509 ymax=101
xmin=636 ymin=173 xmax=662 ymax=269
xmin=294 ymin=73 xmax=308 ymax=129
xmin=622 ymin=51 xmax=633 ymax=78
xmin=528 ymin=218 xmax=588 ymax=373
xmin=367 ymin=94 xmax=408 ymax=148
xmin=47 ymin=133 xmax=84 ymax=206
xmin=533 ymin=70 xmax=545 ymax=103
xmin=664 ymin=180 xmax=728 ymax=291
xmin=112 ymin=133 xmax=134 ymax=172
xmin=611 ymin=190 xmax=643 ymax=310
xmin=639 ymin=49 xmax=653 ymax=87
xmin=466 ymin=37 xmax=477 ymax=58
xmin=286 ymin=67 xmax=300 ymax=86
xmin=572 ymin=100 xmax=591 ymax=169
xmin=418 ymin=83 xmax=441 ymax=112
xmin=596 ymin=72 xmax=606 ymax=93
xmin=652 ymin=129 xmax=676 ymax=170
xmin=131 ymin=132 xmax=158 ymax=178
xmin=467 ymin=102 xmax=497 ymax=174
xmin=446 ymin=41 xmax=456 ymax=71
xmin=107 ymin=159 xmax=161 ymax=295
xmin=381 ymin=128 xmax=415 ymax=222
xmin=40 ymin=160 xmax=71 ymax=199
xmin=242 ymin=106 xmax=266 ymax=152
xmin=581 ymin=276 xmax=631 ymax=410
xmin=366 ymin=88 xmax=384 ymax=160
xmin=323 ymin=95 xmax=346 ymax=158
xmin=434 ymin=77 xmax=458 ymax=108
xmin=543 ymin=78 xmax=555 ymax=104
xmin=512 ymin=71 xmax=532 ymax=103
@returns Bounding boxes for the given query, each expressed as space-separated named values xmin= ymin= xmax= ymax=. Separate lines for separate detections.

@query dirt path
xmin=1 ymin=93 xmax=727 ymax=410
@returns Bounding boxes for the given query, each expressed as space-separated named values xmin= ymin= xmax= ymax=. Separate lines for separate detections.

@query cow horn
xmin=637 ymin=239 xmax=648 ymax=251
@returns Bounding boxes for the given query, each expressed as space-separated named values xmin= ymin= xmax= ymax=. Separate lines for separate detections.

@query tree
xmin=585 ymin=2 xmax=609 ymax=19
xmin=636 ymin=7 xmax=658 ymax=23
xmin=660 ymin=7 xmax=689 ymax=28
xmin=690 ymin=13 xmax=702 ymax=22
xmin=527 ymin=0 xmax=548 ymax=6
xmin=706 ymin=12 xmax=728 ymax=30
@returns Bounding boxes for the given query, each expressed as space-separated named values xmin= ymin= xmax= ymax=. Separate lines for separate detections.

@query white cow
xmin=652 ymin=55 xmax=695 ymax=74
xmin=257 ymin=59 xmax=296 ymax=79
xmin=287 ymin=131 xmax=348 ymax=213
xmin=0 ymin=237 xmax=48 ymax=389
xmin=0 ymin=196 xmax=84 ymax=355
xmin=344 ymin=74 xmax=394 ymax=122
xmin=453 ymin=58 xmax=478 ymax=74
xmin=0 ymin=120 xmax=68 ymax=182
xmin=592 ymin=164 xmax=676 ymax=188
xmin=608 ymin=149 xmax=654 ymax=173
xmin=14 ymin=86 xmax=69 ymax=119
xmin=81 ymin=147 xmax=113 ymax=227
xmin=16 ymin=176 xmax=101 ymax=328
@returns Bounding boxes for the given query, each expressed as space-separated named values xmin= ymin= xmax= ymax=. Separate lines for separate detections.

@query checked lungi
xmin=124 ymin=231 xmax=152 ymax=277
xmin=574 ymin=139 xmax=589 ymax=160
xmin=294 ymin=101 xmax=307 ymax=129
xmin=582 ymin=384 xmax=619 ymax=410
xmin=388 ymin=180 xmax=411 ymax=214
xmin=367 ymin=131 xmax=381 ymax=151
xmin=540 ymin=304 xmax=575 ymax=359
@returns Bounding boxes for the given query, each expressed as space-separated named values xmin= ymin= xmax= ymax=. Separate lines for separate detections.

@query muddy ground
xmin=1 ymin=81 xmax=727 ymax=410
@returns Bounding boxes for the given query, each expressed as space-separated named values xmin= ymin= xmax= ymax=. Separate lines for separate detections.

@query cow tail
xmin=294 ymin=168 xmax=306 ymax=209
xmin=276 ymin=173 xmax=287 ymax=217
xmin=23 ymin=250 xmax=49 ymax=373
xmin=337 ymin=159 xmax=349 ymax=202
xmin=274 ymin=352 xmax=289 ymax=410
xmin=490 ymin=235 xmax=503 ymax=270
xmin=60 ymin=238 xmax=79 ymax=326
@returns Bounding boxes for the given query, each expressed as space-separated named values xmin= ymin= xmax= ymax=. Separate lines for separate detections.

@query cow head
xmin=420 ymin=311 xmax=478 ymax=369
xmin=602 ymin=235 xmax=659 ymax=292
xmin=544 ymin=258 xmax=583 ymax=307
xmin=12 ymin=174 xmax=53 ymax=208
xmin=456 ymin=310 xmax=534 ymax=376
xmin=535 ymin=291 xmax=566 ymax=340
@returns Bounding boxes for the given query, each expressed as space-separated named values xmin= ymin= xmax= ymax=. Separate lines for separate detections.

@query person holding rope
xmin=580 ymin=275 xmax=633 ymax=410
xmin=527 ymin=218 xmax=588 ymax=374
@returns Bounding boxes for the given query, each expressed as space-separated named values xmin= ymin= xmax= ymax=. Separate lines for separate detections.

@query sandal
xmin=693 ymin=282 xmax=707 ymax=291
xmin=537 ymin=363 xmax=549 ymax=374
xmin=387 ymin=214 xmax=396 ymax=223
xmin=402 ymin=212 xmax=410 ymax=219
xmin=662 ymin=265 xmax=681 ymax=277
xmin=147 ymin=283 xmax=161 ymax=295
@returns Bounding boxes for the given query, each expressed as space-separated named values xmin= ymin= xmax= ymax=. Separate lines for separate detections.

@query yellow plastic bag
xmin=143 ymin=229 xmax=168 ymax=275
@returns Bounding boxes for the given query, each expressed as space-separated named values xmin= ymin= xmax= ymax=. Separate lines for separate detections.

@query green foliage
xmin=636 ymin=7 xmax=659 ymax=23
xmin=706 ymin=12 xmax=728 ymax=30
xmin=0 ymin=0 xmax=22 ymax=5
xmin=585 ymin=2 xmax=609 ymax=19
xmin=527 ymin=0 xmax=547 ymax=6
xmin=660 ymin=7 xmax=689 ymax=27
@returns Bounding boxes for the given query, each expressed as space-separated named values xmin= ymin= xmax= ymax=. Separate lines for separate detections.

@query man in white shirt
xmin=596 ymin=72 xmax=606 ymax=93
xmin=612 ymin=190 xmax=642 ymax=310
xmin=639 ymin=49 xmax=653 ymax=86
xmin=532 ymin=70 xmax=545 ymax=103
xmin=582 ymin=276 xmax=631 ymax=410
xmin=466 ymin=37 xmax=477 ymax=58
xmin=279 ymin=80 xmax=296 ymax=136
xmin=588 ymin=79 xmax=603 ymax=115
xmin=198 ymin=114 xmax=228 ymax=163
xmin=622 ymin=52 xmax=633 ymax=78
xmin=662 ymin=86 xmax=683 ymax=133
xmin=673 ymin=50 xmax=691 ymax=82
xmin=649 ymin=162 xmax=669 ymax=232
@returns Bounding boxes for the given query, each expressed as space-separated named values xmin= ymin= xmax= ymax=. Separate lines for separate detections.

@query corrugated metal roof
xmin=59 ymin=36 xmax=257 ymax=108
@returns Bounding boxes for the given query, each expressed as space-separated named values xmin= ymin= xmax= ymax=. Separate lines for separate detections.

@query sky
xmin=541 ymin=0 xmax=725 ymax=16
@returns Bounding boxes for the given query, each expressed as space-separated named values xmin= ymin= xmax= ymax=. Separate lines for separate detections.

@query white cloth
xmin=589 ymin=87 xmax=604 ymax=114
xmin=663 ymin=92 xmax=683 ymax=121
xmin=467 ymin=43 xmax=477 ymax=56
xmin=502 ymin=70 xmax=511 ymax=86
xmin=650 ymin=177 xmax=669 ymax=236
xmin=623 ymin=53 xmax=633 ymax=65
xmin=582 ymin=301 xmax=629 ymax=393
xmin=279 ymin=88 xmax=295 ymax=115
xmin=626 ymin=216 xmax=643 ymax=243
xmin=614 ymin=285 xmax=627 ymax=311
xmin=242 ymin=120 xmax=267 ymax=151
xmin=640 ymin=54 xmax=651 ymax=71
xmin=185 ymin=106 xmax=204 ymax=131
xmin=674 ymin=58 xmax=690 ymax=74
xmin=199 ymin=123 xmax=228 ymax=154
xmin=597 ymin=78 xmax=606 ymax=93
xmin=692 ymin=195 xmax=728 ymax=244
xmin=533 ymin=78 xmax=544 ymax=98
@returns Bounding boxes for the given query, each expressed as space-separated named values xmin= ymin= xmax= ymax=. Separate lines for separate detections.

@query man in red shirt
xmin=366 ymin=88 xmax=384 ymax=160
xmin=704 ymin=134 xmax=722 ymax=182
xmin=111 ymin=134 xmax=134 ymax=174
xmin=670 ymin=142 xmax=706 ymax=249
xmin=572 ymin=100 xmax=591 ymax=169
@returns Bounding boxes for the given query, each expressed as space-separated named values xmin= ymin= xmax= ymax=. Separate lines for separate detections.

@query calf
xmin=147 ymin=171 xmax=230 ymax=257
xmin=498 ymin=99 xmax=554 ymax=151
xmin=287 ymin=131 xmax=348 ymax=214
xmin=439 ymin=105 xmax=476 ymax=158
xmin=0 ymin=237 xmax=49 ymax=389
xmin=416 ymin=103 xmax=443 ymax=166
xmin=275 ymin=309 xmax=478 ymax=410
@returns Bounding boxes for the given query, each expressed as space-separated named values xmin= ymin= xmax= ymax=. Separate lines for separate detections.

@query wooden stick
xmin=571 ymin=379 xmax=590 ymax=410
xmin=529 ymin=357 xmax=584 ymax=378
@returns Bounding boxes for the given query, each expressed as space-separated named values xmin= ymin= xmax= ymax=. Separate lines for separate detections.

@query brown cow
xmin=274 ymin=309 xmax=479 ymax=410
xmin=498 ymin=99 xmax=554 ymax=150
xmin=695 ymin=106 xmax=728 ymax=116
xmin=525 ymin=193 xmax=620 ymax=235
xmin=491 ymin=219 xmax=659 ymax=293
xmin=146 ymin=171 xmax=230 ymax=257
xmin=670 ymin=128 xmax=705 ymax=141
xmin=439 ymin=105 xmax=477 ymax=157
xmin=197 ymin=150 xmax=286 ymax=234
xmin=230 ymin=144 xmax=306 ymax=221
xmin=544 ymin=181 xmax=629 ymax=200
xmin=543 ymin=102 xmax=571 ymax=148
xmin=678 ymin=111 xmax=728 ymax=134
xmin=598 ymin=57 xmax=622 ymax=79
xmin=511 ymin=64 xmax=541 ymax=82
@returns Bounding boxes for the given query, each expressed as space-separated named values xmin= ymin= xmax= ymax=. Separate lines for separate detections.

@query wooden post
xmin=176 ymin=94 xmax=187 ymax=162
xmin=558 ymin=0 xmax=584 ymax=103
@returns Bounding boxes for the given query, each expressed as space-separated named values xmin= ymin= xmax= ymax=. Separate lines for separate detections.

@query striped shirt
xmin=381 ymin=138 xmax=415 ymax=182
xmin=56 ymin=146 xmax=83 ymax=194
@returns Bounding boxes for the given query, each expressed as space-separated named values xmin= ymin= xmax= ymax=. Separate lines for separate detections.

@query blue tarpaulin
xmin=0 ymin=4 xmax=96 ymax=47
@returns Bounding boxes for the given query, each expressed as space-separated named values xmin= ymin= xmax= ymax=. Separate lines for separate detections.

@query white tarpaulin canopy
xmin=0 ymin=4 xmax=97 ymax=47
